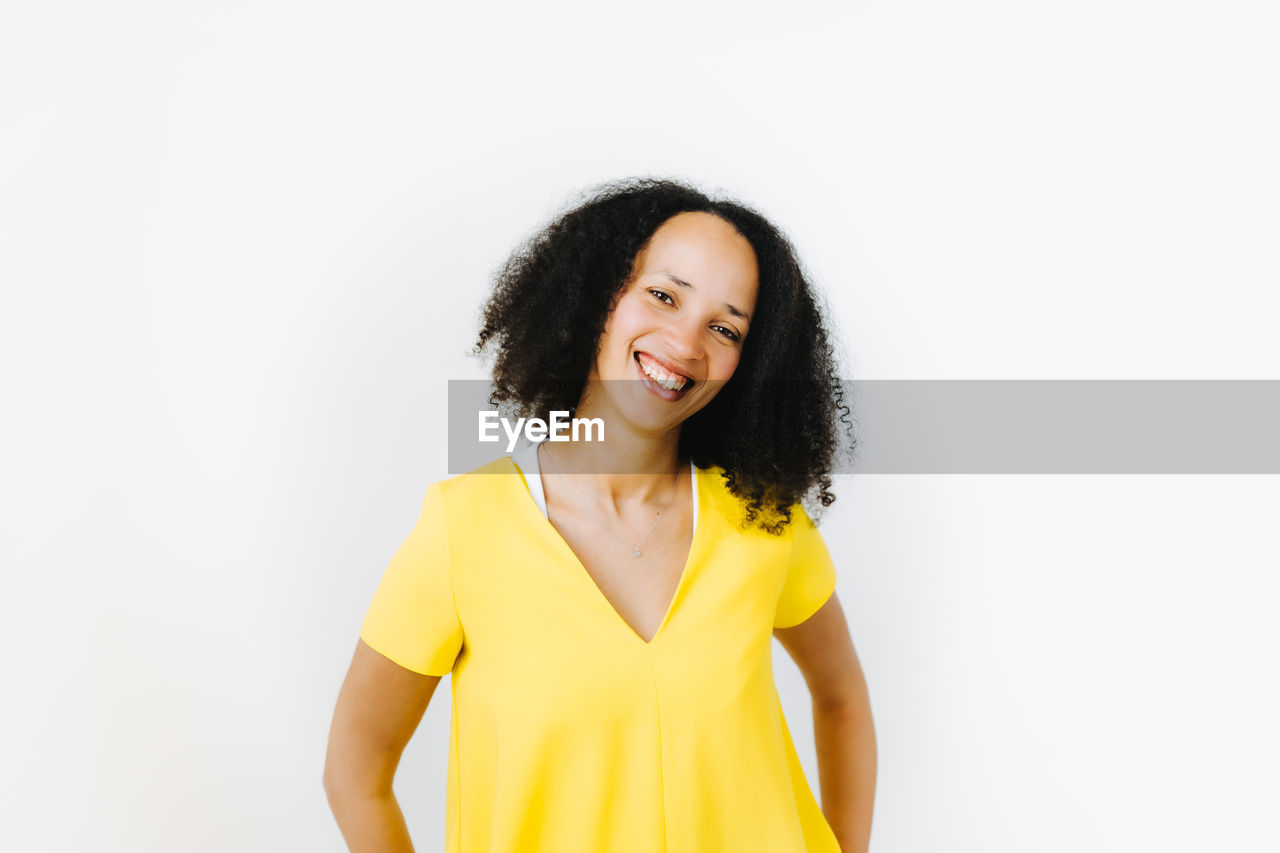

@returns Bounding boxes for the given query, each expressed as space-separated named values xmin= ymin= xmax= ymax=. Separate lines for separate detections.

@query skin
xmin=324 ymin=211 xmax=876 ymax=851
xmin=775 ymin=595 xmax=878 ymax=851
xmin=538 ymin=210 xmax=759 ymax=494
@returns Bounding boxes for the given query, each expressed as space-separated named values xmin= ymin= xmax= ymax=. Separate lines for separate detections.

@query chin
xmin=613 ymin=389 xmax=693 ymax=435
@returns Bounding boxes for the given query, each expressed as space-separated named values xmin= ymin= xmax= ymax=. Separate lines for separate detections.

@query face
xmin=585 ymin=211 xmax=760 ymax=434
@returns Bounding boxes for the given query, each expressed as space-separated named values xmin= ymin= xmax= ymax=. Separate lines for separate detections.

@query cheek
xmin=709 ymin=349 xmax=742 ymax=383
xmin=602 ymin=302 xmax=649 ymax=351
xmin=595 ymin=306 xmax=627 ymax=350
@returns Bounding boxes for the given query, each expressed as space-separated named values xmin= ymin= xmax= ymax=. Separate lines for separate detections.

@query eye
xmin=712 ymin=325 xmax=741 ymax=342
xmin=648 ymin=289 xmax=674 ymax=305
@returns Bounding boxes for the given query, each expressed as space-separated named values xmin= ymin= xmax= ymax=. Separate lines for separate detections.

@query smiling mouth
xmin=634 ymin=351 xmax=693 ymax=396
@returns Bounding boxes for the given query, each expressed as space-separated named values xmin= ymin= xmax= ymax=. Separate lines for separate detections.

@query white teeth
xmin=639 ymin=355 xmax=687 ymax=391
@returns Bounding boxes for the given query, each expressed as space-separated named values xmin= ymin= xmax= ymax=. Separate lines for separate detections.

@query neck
xmin=545 ymin=400 xmax=684 ymax=509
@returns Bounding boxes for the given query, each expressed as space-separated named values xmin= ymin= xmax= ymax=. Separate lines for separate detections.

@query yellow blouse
xmin=360 ymin=456 xmax=840 ymax=851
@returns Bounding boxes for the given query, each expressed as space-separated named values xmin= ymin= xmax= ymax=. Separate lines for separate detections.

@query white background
xmin=2 ymin=1 xmax=1277 ymax=851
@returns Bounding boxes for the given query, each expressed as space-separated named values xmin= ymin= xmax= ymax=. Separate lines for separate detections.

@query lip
xmin=633 ymin=351 xmax=695 ymax=402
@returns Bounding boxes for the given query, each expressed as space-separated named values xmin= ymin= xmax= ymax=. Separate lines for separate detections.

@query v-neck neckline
xmin=509 ymin=446 xmax=706 ymax=647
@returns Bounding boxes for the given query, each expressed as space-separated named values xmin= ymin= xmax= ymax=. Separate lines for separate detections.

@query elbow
xmin=813 ymin=694 xmax=870 ymax=718
xmin=808 ymin=659 xmax=873 ymax=717
xmin=323 ymin=750 xmax=392 ymax=807
xmin=323 ymin=765 xmax=367 ymax=816
xmin=810 ymin=677 xmax=873 ymax=718
xmin=323 ymin=752 xmax=357 ymax=806
xmin=322 ymin=760 xmax=342 ymax=804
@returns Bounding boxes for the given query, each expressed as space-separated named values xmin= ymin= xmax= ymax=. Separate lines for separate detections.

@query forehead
xmin=634 ymin=212 xmax=759 ymax=310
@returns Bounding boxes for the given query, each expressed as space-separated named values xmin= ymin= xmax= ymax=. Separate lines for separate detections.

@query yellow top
xmin=360 ymin=456 xmax=840 ymax=852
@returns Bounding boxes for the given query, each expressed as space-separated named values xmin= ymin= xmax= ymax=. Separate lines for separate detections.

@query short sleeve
xmin=359 ymin=482 xmax=463 ymax=676
xmin=773 ymin=504 xmax=838 ymax=629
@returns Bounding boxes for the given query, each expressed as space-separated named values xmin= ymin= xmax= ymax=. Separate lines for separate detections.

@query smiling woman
xmin=324 ymin=178 xmax=876 ymax=852
xmin=477 ymin=179 xmax=851 ymax=528
xmin=593 ymin=211 xmax=756 ymax=417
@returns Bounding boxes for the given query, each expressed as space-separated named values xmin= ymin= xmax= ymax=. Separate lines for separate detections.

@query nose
xmin=660 ymin=314 xmax=703 ymax=365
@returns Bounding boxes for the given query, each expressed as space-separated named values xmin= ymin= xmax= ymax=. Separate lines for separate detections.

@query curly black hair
xmin=475 ymin=177 xmax=853 ymax=533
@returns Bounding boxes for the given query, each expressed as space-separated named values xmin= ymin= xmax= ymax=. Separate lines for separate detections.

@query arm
xmin=774 ymin=592 xmax=876 ymax=852
xmin=323 ymin=639 xmax=443 ymax=852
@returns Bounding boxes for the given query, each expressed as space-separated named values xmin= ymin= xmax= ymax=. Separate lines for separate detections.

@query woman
xmin=324 ymin=178 xmax=876 ymax=851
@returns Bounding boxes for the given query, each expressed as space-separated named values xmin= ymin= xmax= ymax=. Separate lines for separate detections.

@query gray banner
xmin=447 ymin=380 xmax=1280 ymax=474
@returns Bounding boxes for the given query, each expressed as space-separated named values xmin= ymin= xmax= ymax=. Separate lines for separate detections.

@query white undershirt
xmin=510 ymin=439 xmax=698 ymax=534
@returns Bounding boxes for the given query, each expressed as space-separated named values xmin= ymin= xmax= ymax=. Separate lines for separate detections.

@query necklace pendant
xmin=632 ymin=548 xmax=642 ymax=558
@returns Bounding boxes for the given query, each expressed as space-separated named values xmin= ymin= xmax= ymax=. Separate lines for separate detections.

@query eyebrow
xmin=657 ymin=272 xmax=751 ymax=322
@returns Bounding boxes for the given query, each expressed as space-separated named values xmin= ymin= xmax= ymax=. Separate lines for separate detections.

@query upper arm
xmin=325 ymin=482 xmax=462 ymax=796
xmin=773 ymin=592 xmax=868 ymax=712
xmin=323 ymin=639 xmax=443 ymax=796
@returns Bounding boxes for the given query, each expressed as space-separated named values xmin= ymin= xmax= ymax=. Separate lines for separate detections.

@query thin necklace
xmin=541 ymin=443 xmax=680 ymax=559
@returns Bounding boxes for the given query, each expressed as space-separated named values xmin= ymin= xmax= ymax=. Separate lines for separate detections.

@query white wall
xmin=2 ymin=1 xmax=1276 ymax=850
